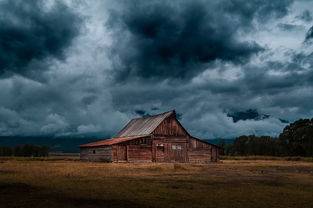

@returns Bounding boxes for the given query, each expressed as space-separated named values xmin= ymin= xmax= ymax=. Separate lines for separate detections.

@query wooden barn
xmin=80 ymin=110 xmax=219 ymax=163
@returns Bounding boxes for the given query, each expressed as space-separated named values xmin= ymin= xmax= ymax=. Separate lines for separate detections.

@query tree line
xmin=220 ymin=118 xmax=313 ymax=157
xmin=0 ymin=144 xmax=51 ymax=157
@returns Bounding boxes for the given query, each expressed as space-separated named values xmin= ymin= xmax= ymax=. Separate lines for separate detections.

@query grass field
xmin=0 ymin=157 xmax=313 ymax=208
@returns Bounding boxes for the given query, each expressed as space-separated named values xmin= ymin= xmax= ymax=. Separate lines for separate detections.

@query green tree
xmin=279 ymin=119 xmax=313 ymax=156
xmin=0 ymin=146 xmax=13 ymax=156
xmin=218 ymin=141 xmax=226 ymax=155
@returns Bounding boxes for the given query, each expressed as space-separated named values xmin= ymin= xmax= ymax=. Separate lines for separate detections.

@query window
xmin=172 ymin=145 xmax=182 ymax=150
xmin=157 ymin=144 xmax=165 ymax=152
xmin=140 ymin=138 xmax=147 ymax=145
xmin=93 ymin=150 xmax=96 ymax=154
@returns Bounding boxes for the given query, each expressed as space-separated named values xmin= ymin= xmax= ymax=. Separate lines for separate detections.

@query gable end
xmin=152 ymin=115 xmax=190 ymax=136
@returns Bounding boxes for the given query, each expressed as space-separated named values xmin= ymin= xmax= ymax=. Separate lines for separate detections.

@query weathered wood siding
xmin=152 ymin=137 xmax=188 ymax=162
xmin=80 ymin=146 xmax=112 ymax=162
xmin=211 ymin=147 xmax=219 ymax=162
xmin=153 ymin=116 xmax=188 ymax=136
xmin=188 ymin=149 xmax=211 ymax=163
xmin=188 ymin=138 xmax=219 ymax=162
xmin=127 ymin=145 xmax=152 ymax=162
xmin=112 ymin=137 xmax=153 ymax=162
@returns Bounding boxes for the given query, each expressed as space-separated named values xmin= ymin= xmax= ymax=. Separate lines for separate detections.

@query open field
xmin=221 ymin=155 xmax=313 ymax=162
xmin=0 ymin=157 xmax=313 ymax=208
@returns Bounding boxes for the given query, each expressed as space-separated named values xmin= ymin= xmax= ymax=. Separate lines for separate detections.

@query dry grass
xmin=0 ymin=157 xmax=313 ymax=208
xmin=221 ymin=155 xmax=313 ymax=162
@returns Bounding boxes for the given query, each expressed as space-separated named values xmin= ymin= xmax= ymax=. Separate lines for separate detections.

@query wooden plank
xmin=80 ymin=146 xmax=113 ymax=162
xmin=128 ymin=145 xmax=152 ymax=162
xmin=126 ymin=145 xmax=129 ymax=162
xmin=117 ymin=145 xmax=127 ymax=162
xmin=152 ymin=117 xmax=189 ymax=136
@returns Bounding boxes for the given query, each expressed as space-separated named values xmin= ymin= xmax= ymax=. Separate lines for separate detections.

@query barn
xmin=79 ymin=110 xmax=220 ymax=162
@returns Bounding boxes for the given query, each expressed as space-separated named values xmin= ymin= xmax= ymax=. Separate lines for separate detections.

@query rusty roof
xmin=115 ymin=110 xmax=175 ymax=138
xmin=79 ymin=136 xmax=146 ymax=147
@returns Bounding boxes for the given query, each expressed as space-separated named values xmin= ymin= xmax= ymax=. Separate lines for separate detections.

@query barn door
xmin=156 ymin=144 xmax=165 ymax=162
xmin=169 ymin=143 xmax=186 ymax=162
xmin=117 ymin=145 xmax=127 ymax=162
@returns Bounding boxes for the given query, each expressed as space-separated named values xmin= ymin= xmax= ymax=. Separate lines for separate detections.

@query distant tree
xmin=279 ymin=119 xmax=313 ymax=157
xmin=0 ymin=146 xmax=13 ymax=156
xmin=226 ymin=135 xmax=284 ymax=156
xmin=39 ymin=145 xmax=51 ymax=157
xmin=10 ymin=144 xmax=51 ymax=157
xmin=218 ymin=141 xmax=226 ymax=155
xmin=225 ymin=118 xmax=313 ymax=157
xmin=14 ymin=145 xmax=23 ymax=156
xmin=231 ymin=135 xmax=249 ymax=155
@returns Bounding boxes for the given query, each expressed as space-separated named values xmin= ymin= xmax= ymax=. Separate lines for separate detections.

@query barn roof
xmin=115 ymin=110 xmax=175 ymax=138
xmin=79 ymin=135 xmax=146 ymax=147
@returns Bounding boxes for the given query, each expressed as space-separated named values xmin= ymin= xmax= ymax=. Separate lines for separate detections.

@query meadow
xmin=0 ymin=157 xmax=313 ymax=208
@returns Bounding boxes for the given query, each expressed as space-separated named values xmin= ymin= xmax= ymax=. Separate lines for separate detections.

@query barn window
xmin=157 ymin=144 xmax=164 ymax=152
xmin=172 ymin=145 xmax=182 ymax=150
xmin=93 ymin=150 xmax=96 ymax=154
xmin=140 ymin=138 xmax=147 ymax=144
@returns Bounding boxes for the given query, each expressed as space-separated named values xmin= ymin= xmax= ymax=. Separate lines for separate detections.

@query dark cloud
xmin=107 ymin=0 xmax=296 ymax=80
xmin=0 ymin=0 xmax=81 ymax=76
xmin=297 ymin=10 xmax=313 ymax=22
xmin=135 ymin=110 xmax=151 ymax=117
xmin=279 ymin=119 xmax=289 ymax=124
xmin=81 ymin=95 xmax=98 ymax=106
xmin=222 ymin=0 xmax=293 ymax=24
xmin=277 ymin=23 xmax=303 ymax=31
xmin=0 ymin=0 xmax=312 ymax=140
xmin=227 ymin=109 xmax=270 ymax=123
xmin=305 ymin=26 xmax=313 ymax=42
xmin=176 ymin=113 xmax=183 ymax=120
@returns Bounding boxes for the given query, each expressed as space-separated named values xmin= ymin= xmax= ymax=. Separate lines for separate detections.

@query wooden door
xmin=169 ymin=143 xmax=186 ymax=162
xmin=117 ymin=145 xmax=127 ymax=162
xmin=156 ymin=144 xmax=165 ymax=162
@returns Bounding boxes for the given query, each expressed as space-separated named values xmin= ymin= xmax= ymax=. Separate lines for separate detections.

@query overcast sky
xmin=0 ymin=0 xmax=313 ymax=139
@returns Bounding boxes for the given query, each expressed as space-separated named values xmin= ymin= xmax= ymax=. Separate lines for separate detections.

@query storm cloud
xmin=305 ymin=26 xmax=313 ymax=42
xmin=297 ymin=10 xmax=313 ymax=22
xmin=0 ymin=0 xmax=81 ymax=77
xmin=0 ymin=0 xmax=313 ymax=140
xmin=108 ymin=0 xmax=294 ymax=80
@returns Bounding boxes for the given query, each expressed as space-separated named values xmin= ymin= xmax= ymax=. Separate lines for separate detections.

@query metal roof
xmin=115 ymin=110 xmax=175 ymax=137
xmin=79 ymin=136 xmax=146 ymax=147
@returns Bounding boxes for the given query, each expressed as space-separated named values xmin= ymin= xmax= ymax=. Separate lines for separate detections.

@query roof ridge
xmin=113 ymin=134 xmax=150 ymax=138
xmin=132 ymin=110 xmax=175 ymax=120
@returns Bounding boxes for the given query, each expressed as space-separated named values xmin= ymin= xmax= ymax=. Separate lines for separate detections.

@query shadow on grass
xmin=0 ymin=183 xmax=149 ymax=208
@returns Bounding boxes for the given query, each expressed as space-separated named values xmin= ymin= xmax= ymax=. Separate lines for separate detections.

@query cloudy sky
xmin=0 ymin=0 xmax=313 ymax=139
